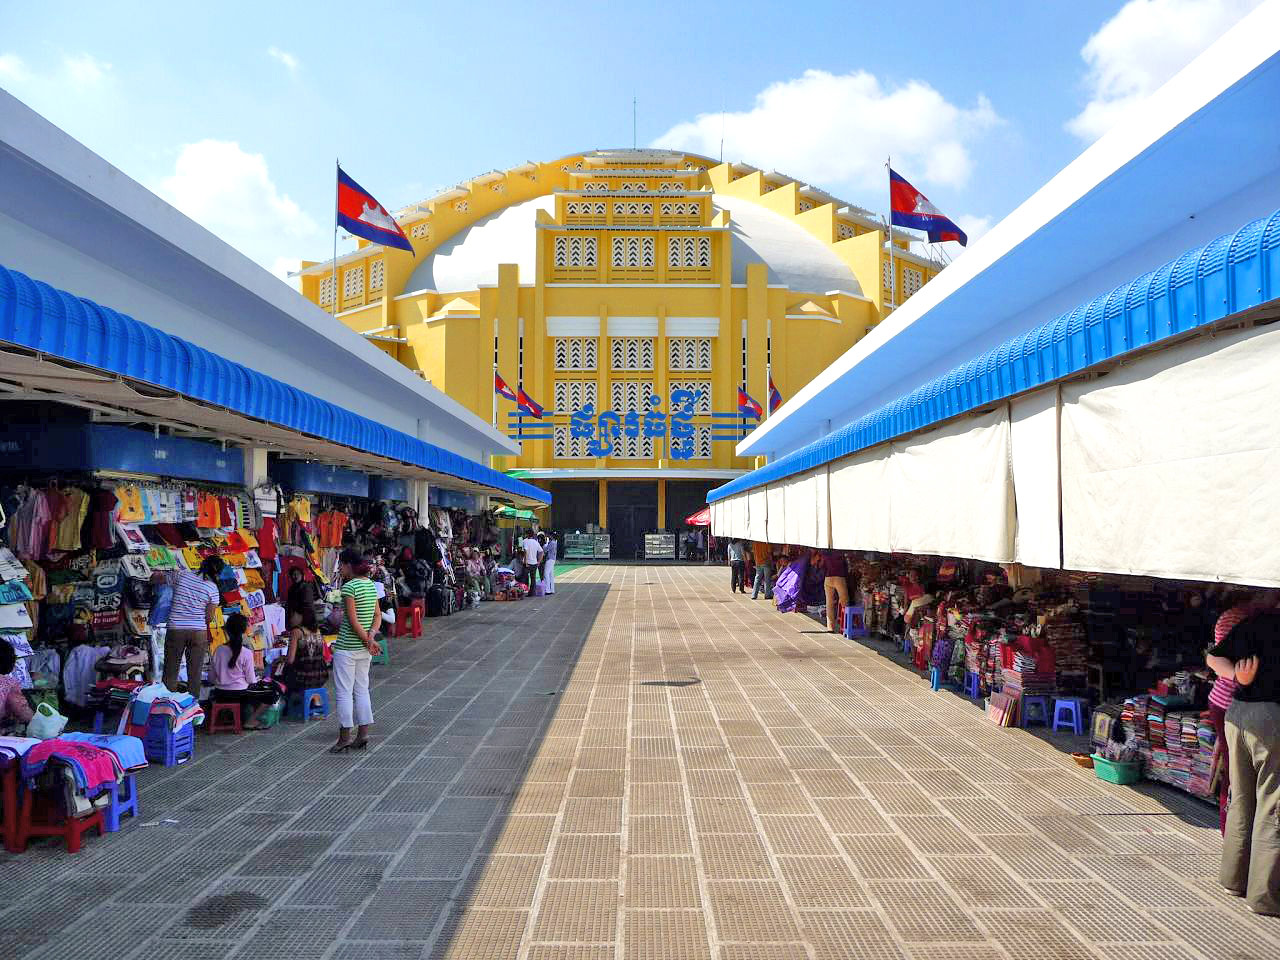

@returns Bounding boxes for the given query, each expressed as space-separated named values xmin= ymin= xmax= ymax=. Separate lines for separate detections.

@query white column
xmin=412 ymin=479 xmax=431 ymax=519
xmin=242 ymin=447 xmax=269 ymax=490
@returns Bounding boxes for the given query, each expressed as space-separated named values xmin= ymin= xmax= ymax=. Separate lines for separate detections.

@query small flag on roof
xmin=517 ymin=387 xmax=544 ymax=420
xmin=768 ymin=375 xmax=783 ymax=414
xmin=889 ymin=168 xmax=967 ymax=246
xmin=336 ymin=166 xmax=415 ymax=253
xmin=494 ymin=372 xmax=519 ymax=402
xmin=738 ymin=386 xmax=763 ymax=420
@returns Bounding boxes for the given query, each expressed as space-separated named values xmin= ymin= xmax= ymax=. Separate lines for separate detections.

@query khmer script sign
xmin=570 ymin=388 xmax=701 ymax=459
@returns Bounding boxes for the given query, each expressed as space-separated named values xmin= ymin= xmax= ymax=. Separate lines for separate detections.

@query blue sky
xmin=0 ymin=0 xmax=1263 ymax=275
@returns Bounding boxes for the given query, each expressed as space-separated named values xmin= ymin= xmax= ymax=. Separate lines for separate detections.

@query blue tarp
xmin=709 ymin=207 xmax=1280 ymax=503
xmin=0 ymin=262 xmax=549 ymax=505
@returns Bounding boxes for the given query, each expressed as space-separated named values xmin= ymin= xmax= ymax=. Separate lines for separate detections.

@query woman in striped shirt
xmin=330 ymin=548 xmax=381 ymax=753
xmin=1206 ymin=597 xmax=1267 ymax=834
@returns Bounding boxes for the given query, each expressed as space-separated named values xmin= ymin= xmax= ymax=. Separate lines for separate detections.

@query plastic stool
xmin=103 ymin=775 xmax=138 ymax=832
xmin=207 ymin=701 xmax=243 ymax=735
xmin=371 ymin=637 xmax=390 ymax=666
xmin=1052 ymin=696 xmax=1089 ymax=735
xmin=1 ymin=761 xmax=20 ymax=853
xmin=963 ymin=671 xmax=982 ymax=700
xmin=16 ymin=788 xmax=104 ymax=853
xmin=143 ymin=715 xmax=195 ymax=766
xmin=1020 ymin=695 xmax=1051 ymax=728
xmin=288 ymin=687 xmax=330 ymax=721
xmin=843 ymin=604 xmax=867 ymax=639
xmin=395 ymin=604 xmax=423 ymax=638
xmin=930 ymin=666 xmax=942 ymax=691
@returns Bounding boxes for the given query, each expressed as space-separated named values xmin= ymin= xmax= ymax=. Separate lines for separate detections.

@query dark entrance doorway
xmin=549 ymin=481 xmax=597 ymax=532
xmin=607 ymin=481 xmax=657 ymax=559
xmin=665 ymin=480 xmax=719 ymax=530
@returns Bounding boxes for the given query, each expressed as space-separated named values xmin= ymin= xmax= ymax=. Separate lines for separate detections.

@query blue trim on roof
xmin=0 ymin=263 xmax=550 ymax=505
xmin=709 ymin=207 xmax=1280 ymax=504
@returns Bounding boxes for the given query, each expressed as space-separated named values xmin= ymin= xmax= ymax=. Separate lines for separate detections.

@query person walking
xmin=542 ymin=531 xmax=558 ymax=595
xmin=521 ymin=531 xmax=543 ymax=592
xmin=1206 ymin=598 xmax=1261 ymax=834
xmin=821 ymin=550 xmax=850 ymax=634
xmin=161 ymin=556 xmax=225 ymax=694
xmin=751 ymin=541 xmax=774 ymax=600
xmin=727 ymin=539 xmax=747 ymax=594
xmin=331 ymin=548 xmax=381 ymax=754
xmin=1209 ymin=611 xmax=1280 ymax=916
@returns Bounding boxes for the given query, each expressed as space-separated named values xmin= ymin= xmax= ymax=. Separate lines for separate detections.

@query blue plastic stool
xmin=103 ymin=775 xmax=138 ymax=832
xmin=930 ymin=666 xmax=942 ymax=691
xmin=142 ymin=716 xmax=195 ymax=767
xmin=963 ymin=671 xmax=982 ymax=700
xmin=1052 ymin=696 xmax=1089 ymax=735
xmin=1020 ymin=695 xmax=1051 ymax=728
xmin=288 ymin=687 xmax=330 ymax=721
xmin=843 ymin=605 xmax=868 ymax=639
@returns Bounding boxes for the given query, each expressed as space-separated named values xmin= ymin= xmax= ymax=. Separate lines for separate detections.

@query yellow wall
xmin=297 ymin=150 xmax=945 ymax=483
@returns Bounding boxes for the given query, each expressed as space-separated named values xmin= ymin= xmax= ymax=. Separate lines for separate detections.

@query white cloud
xmin=158 ymin=140 xmax=318 ymax=278
xmin=267 ymin=46 xmax=300 ymax=75
xmin=62 ymin=52 xmax=110 ymax=88
xmin=1066 ymin=0 xmax=1263 ymax=141
xmin=0 ymin=53 xmax=28 ymax=85
xmin=653 ymin=69 xmax=1000 ymax=193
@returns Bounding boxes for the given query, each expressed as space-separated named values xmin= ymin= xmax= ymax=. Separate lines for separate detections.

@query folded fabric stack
xmin=86 ymin=678 xmax=143 ymax=718
xmin=121 ymin=683 xmax=204 ymax=737
xmin=1041 ymin=613 xmax=1089 ymax=693
xmin=1120 ymin=693 xmax=1216 ymax=799
xmin=21 ymin=737 xmax=125 ymax=817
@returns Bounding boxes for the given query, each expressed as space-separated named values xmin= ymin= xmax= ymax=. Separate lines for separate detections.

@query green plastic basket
xmin=1091 ymin=754 xmax=1141 ymax=785
xmin=258 ymin=702 xmax=283 ymax=730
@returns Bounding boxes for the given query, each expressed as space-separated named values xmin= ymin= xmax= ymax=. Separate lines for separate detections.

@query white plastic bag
xmin=26 ymin=701 xmax=68 ymax=740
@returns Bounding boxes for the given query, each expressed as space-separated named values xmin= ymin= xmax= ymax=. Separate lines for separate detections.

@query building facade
xmin=296 ymin=149 xmax=942 ymax=556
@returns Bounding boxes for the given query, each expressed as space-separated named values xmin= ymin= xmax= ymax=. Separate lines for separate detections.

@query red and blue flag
xmin=738 ymin=386 xmax=763 ymax=420
xmin=768 ymin=375 xmax=783 ymax=414
xmin=517 ymin=387 xmax=544 ymax=420
xmin=336 ymin=166 xmax=415 ymax=253
xmin=494 ymin=372 xmax=519 ymax=402
xmin=889 ymin=169 xmax=967 ymax=246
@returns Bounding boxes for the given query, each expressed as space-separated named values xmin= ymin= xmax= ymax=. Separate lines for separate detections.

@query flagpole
xmin=764 ymin=317 xmax=772 ymax=420
xmin=492 ymin=363 xmax=498 ymax=429
xmin=332 ymin=158 xmax=339 ymax=321
xmin=885 ymin=155 xmax=895 ymax=315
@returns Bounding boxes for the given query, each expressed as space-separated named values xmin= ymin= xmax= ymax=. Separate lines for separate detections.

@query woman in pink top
xmin=1206 ymin=599 xmax=1262 ymax=834
xmin=208 ymin=613 xmax=280 ymax=729
xmin=0 ymin=639 xmax=34 ymax=734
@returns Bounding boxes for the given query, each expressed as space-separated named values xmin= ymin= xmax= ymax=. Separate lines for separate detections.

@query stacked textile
xmin=1040 ymin=612 xmax=1089 ymax=693
xmin=21 ymin=737 xmax=124 ymax=816
xmin=121 ymin=683 xmax=203 ymax=737
xmin=1120 ymin=694 xmax=1215 ymax=799
xmin=86 ymin=678 xmax=143 ymax=719
xmin=1002 ymin=651 xmax=1054 ymax=700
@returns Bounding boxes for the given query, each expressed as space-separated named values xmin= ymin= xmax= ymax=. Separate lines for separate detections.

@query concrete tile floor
xmin=2 ymin=565 xmax=1279 ymax=959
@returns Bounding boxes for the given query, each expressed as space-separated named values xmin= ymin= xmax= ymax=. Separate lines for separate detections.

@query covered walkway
xmin=3 ymin=567 xmax=1277 ymax=960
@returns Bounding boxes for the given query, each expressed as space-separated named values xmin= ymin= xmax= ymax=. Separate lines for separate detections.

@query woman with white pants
xmin=542 ymin=531 xmax=558 ymax=595
xmin=330 ymin=548 xmax=381 ymax=753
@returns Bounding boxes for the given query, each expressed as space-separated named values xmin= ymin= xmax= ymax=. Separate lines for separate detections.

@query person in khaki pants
xmin=1209 ymin=613 xmax=1280 ymax=916
xmin=820 ymin=550 xmax=849 ymax=634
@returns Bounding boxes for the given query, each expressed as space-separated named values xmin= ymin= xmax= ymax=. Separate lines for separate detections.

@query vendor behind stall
xmin=0 ymin=637 xmax=34 ymax=734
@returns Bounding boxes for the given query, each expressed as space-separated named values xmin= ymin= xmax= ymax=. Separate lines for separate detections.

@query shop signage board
xmin=644 ymin=533 xmax=676 ymax=559
xmin=564 ymin=534 xmax=596 ymax=560
xmin=592 ymin=534 xmax=611 ymax=558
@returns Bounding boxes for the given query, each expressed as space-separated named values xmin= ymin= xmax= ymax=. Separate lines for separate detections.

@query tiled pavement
xmin=3 ymin=565 xmax=1280 ymax=959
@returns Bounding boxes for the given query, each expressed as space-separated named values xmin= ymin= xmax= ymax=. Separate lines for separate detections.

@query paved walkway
xmin=3 ymin=566 xmax=1279 ymax=959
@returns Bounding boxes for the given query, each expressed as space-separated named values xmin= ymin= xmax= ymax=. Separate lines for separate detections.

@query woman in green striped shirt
xmin=331 ymin=548 xmax=381 ymax=753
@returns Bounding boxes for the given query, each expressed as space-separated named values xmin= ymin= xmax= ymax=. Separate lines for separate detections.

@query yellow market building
xmin=296 ymin=149 xmax=943 ymax=557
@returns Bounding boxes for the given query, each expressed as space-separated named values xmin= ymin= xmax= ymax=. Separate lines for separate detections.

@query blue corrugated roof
xmin=709 ymin=207 xmax=1280 ymax=503
xmin=0 ymin=262 xmax=549 ymax=505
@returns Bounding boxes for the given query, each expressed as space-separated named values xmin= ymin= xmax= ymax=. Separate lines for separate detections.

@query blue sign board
xmin=269 ymin=459 xmax=369 ymax=497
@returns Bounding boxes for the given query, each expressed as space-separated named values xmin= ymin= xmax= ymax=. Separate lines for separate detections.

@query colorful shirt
xmin=335 ymin=577 xmax=379 ymax=652
xmin=1208 ymin=605 xmax=1257 ymax=709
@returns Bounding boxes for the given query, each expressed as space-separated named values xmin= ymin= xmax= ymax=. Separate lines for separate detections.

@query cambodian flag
xmin=889 ymin=169 xmax=967 ymax=246
xmin=768 ymin=375 xmax=783 ymax=413
xmin=494 ymin=372 xmax=518 ymax=402
xmin=336 ymin=167 xmax=414 ymax=253
xmin=738 ymin=387 xmax=763 ymax=420
xmin=517 ymin=387 xmax=544 ymax=420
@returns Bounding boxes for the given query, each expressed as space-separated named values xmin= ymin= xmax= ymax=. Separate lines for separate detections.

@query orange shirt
xmin=752 ymin=541 xmax=772 ymax=565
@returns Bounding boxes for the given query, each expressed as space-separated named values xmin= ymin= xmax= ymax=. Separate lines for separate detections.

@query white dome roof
xmin=405 ymin=193 xmax=861 ymax=296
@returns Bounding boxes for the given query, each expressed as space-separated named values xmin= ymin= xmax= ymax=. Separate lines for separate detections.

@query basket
xmin=1071 ymin=752 xmax=1094 ymax=769
xmin=258 ymin=702 xmax=283 ymax=729
xmin=1090 ymin=754 xmax=1140 ymax=785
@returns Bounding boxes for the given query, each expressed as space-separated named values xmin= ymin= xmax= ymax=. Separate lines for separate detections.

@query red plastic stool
xmin=395 ymin=604 xmax=423 ymax=638
xmin=16 ymin=787 xmax=105 ymax=853
xmin=1 ymin=760 xmax=20 ymax=853
xmin=208 ymin=701 xmax=243 ymax=734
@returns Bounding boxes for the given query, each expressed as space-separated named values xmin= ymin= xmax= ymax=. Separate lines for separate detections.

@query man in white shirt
xmin=521 ymin=532 xmax=543 ymax=591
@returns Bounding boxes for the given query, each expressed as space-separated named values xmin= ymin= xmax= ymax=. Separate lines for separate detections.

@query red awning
xmin=685 ymin=506 xmax=711 ymax=526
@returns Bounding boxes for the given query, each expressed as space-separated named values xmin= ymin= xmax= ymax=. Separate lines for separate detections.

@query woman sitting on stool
xmin=280 ymin=605 xmax=330 ymax=708
xmin=209 ymin=613 xmax=280 ymax=729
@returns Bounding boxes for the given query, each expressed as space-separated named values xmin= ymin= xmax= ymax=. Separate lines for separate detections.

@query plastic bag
xmin=27 ymin=701 xmax=68 ymax=740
